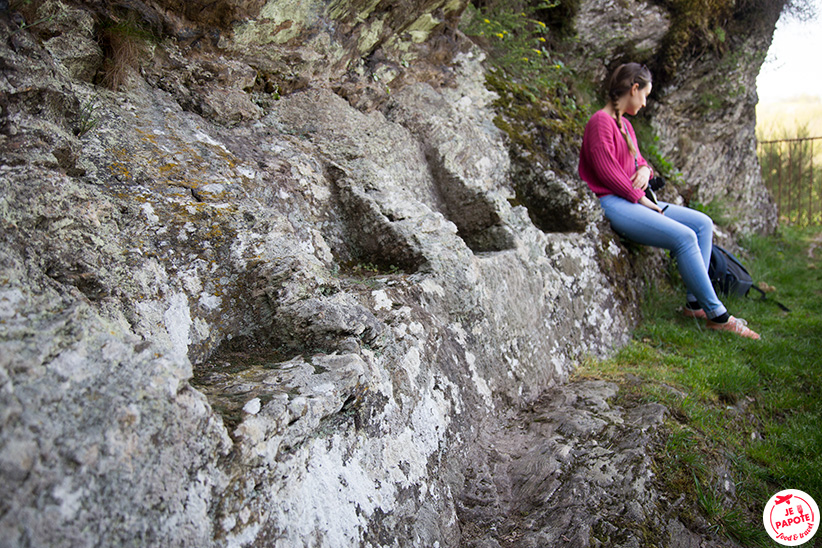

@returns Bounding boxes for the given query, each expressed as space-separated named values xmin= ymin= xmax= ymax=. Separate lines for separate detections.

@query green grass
xmin=576 ymin=226 xmax=822 ymax=547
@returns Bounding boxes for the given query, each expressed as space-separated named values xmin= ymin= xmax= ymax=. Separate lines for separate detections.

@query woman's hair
xmin=607 ymin=63 xmax=652 ymax=156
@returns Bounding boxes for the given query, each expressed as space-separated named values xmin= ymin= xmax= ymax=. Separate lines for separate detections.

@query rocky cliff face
xmin=647 ymin=16 xmax=782 ymax=235
xmin=0 ymin=0 xmax=781 ymax=546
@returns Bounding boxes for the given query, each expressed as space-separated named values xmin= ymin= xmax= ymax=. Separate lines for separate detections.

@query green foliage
xmin=651 ymin=0 xmax=736 ymax=81
xmin=10 ymin=13 xmax=55 ymax=34
xmin=461 ymin=2 xmax=571 ymax=87
xmin=460 ymin=1 xmax=592 ymax=167
xmin=74 ymin=94 xmax=101 ymax=137
xmin=697 ymin=91 xmax=722 ymax=113
xmin=632 ymin=119 xmax=685 ymax=187
xmin=532 ymin=0 xmax=581 ymax=41
xmin=577 ymin=226 xmax=822 ymax=546
xmin=690 ymin=199 xmax=732 ymax=227
xmin=346 ymin=262 xmax=401 ymax=276
xmin=485 ymin=69 xmax=589 ymax=160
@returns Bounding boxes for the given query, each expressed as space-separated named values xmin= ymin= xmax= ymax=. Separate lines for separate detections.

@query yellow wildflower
xmin=539 ymin=37 xmax=546 ymax=42
xmin=496 ymin=33 xmax=504 ymax=38
xmin=533 ymin=49 xmax=542 ymax=55
xmin=537 ymin=21 xmax=546 ymax=27
xmin=484 ymin=18 xmax=490 ymax=23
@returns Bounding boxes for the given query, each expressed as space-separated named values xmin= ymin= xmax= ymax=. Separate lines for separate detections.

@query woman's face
xmin=624 ymin=82 xmax=652 ymax=116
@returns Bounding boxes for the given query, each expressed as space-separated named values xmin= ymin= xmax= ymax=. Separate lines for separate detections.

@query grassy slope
xmin=577 ymin=226 xmax=822 ymax=546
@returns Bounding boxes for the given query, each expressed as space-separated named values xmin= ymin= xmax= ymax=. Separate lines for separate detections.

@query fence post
xmin=789 ymin=142 xmax=795 ymax=223
xmin=757 ymin=136 xmax=822 ymax=226
xmin=778 ymin=143 xmax=784 ymax=222
xmin=811 ymin=140 xmax=815 ymax=225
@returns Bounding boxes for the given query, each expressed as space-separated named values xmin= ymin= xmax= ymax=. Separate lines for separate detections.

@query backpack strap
xmin=749 ymin=284 xmax=791 ymax=312
xmin=716 ymin=245 xmax=747 ymax=272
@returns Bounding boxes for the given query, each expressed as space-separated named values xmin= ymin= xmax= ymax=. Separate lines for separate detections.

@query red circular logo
xmin=763 ymin=489 xmax=819 ymax=546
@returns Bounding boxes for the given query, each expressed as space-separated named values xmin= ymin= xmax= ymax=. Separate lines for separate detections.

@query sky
xmin=756 ymin=0 xmax=822 ymax=103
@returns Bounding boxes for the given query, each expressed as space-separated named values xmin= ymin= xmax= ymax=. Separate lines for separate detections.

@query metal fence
xmin=757 ymin=136 xmax=822 ymax=225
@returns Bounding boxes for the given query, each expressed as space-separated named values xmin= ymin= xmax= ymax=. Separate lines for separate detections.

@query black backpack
xmin=708 ymin=245 xmax=789 ymax=311
xmin=709 ymin=245 xmax=753 ymax=298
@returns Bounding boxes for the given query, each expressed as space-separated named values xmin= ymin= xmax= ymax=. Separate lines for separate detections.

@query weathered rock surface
xmin=459 ymin=380 xmax=739 ymax=548
xmin=0 ymin=0 xmax=780 ymax=546
xmin=650 ymin=47 xmax=779 ymax=234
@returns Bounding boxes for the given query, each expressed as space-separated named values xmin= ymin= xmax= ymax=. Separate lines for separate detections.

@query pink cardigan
xmin=578 ymin=110 xmax=651 ymax=203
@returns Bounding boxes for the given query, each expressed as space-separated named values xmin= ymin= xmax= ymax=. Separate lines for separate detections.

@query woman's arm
xmin=639 ymin=194 xmax=663 ymax=213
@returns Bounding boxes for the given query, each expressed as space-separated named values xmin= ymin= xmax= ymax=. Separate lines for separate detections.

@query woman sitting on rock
xmin=578 ymin=62 xmax=760 ymax=339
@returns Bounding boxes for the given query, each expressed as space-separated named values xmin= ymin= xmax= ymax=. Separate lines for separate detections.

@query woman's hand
xmin=631 ymin=166 xmax=651 ymax=191
xmin=639 ymin=195 xmax=664 ymax=213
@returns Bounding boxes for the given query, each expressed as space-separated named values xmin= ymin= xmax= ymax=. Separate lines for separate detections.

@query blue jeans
xmin=600 ymin=194 xmax=727 ymax=319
